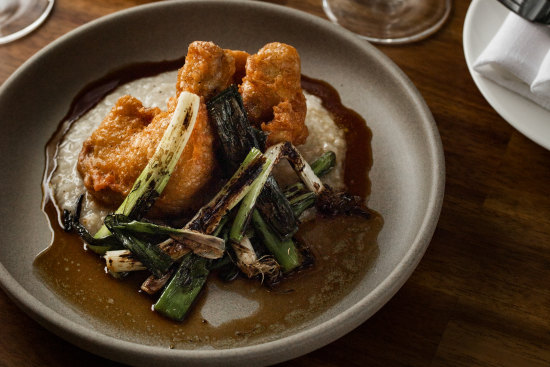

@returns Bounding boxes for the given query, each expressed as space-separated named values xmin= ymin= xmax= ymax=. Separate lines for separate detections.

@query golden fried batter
xmin=78 ymin=95 xmax=216 ymax=217
xmin=177 ymin=41 xmax=242 ymax=100
xmin=239 ymin=42 xmax=308 ymax=146
xmin=78 ymin=41 xmax=254 ymax=217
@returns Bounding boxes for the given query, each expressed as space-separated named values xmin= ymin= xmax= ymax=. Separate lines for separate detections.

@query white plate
xmin=463 ymin=0 xmax=550 ymax=150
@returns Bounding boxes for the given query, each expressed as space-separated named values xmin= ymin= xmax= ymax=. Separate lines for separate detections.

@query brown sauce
xmin=301 ymin=76 xmax=373 ymax=197
xmin=35 ymin=65 xmax=383 ymax=349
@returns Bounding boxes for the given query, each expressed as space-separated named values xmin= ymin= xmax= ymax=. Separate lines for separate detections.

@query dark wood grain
xmin=2 ymin=1 xmax=550 ymax=366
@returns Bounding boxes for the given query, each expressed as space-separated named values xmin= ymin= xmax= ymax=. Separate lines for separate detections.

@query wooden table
xmin=2 ymin=1 xmax=549 ymax=366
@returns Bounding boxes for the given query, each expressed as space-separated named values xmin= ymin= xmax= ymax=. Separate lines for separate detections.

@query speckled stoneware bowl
xmin=0 ymin=1 xmax=444 ymax=365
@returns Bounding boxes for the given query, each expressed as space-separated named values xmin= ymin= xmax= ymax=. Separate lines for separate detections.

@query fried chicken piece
xmin=239 ymin=42 xmax=308 ymax=146
xmin=177 ymin=41 xmax=249 ymax=100
xmin=78 ymin=41 xmax=252 ymax=217
xmin=77 ymin=95 xmax=216 ymax=217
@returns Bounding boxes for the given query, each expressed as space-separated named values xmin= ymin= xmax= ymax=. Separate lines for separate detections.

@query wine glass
xmin=323 ymin=0 xmax=452 ymax=44
xmin=0 ymin=0 xmax=54 ymax=44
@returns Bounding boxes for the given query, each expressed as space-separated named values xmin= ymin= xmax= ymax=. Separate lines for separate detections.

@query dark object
xmin=153 ymin=253 xmax=210 ymax=321
xmin=283 ymin=151 xmax=336 ymax=200
xmin=104 ymin=214 xmax=174 ymax=278
xmin=289 ymin=192 xmax=317 ymax=218
xmin=207 ymin=86 xmax=297 ymax=239
xmin=63 ymin=194 xmax=122 ymax=254
xmin=315 ymin=187 xmax=372 ymax=218
xmin=497 ymin=0 xmax=550 ymax=24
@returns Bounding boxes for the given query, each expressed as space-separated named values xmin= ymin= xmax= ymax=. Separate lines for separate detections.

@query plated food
xmin=38 ymin=40 xmax=383 ymax=346
xmin=0 ymin=2 xmax=444 ymax=365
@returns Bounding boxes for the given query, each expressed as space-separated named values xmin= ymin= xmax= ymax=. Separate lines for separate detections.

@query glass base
xmin=323 ymin=0 xmax=451 ymax=44
xmin=0 ymin=0 xmax=54 ymax=44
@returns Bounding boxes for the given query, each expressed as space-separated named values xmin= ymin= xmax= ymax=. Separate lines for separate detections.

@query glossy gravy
xmin=35 ymin=67 xmax=383 ymax=349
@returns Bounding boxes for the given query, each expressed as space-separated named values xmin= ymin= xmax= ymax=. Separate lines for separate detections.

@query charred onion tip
xmin=264 ymin=142 xmax=325 ymax=195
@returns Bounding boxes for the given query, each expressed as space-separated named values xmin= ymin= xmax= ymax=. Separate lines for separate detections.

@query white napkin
xmin=474 ymin=12 xmax=550 ymax=110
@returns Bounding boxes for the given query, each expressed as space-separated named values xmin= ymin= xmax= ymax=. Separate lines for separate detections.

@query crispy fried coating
xmin=177 ymin=41 xmax=243 ymax=100
xmin=239 ymin=42 xmax=308 ymax=146
xmin=77 ymin=95 xmax=216 ymax=217
xmin=77 ymin=41 xmax=309 ymax=218
xmin=78 ymin=41 xmax=253 ymax=217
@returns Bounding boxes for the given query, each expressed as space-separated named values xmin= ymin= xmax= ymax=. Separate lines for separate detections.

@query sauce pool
xmin=35 ymin=65 xmax=383 ymax=349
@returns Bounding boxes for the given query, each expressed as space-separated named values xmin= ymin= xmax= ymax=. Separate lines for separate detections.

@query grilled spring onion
xmin=183 ymin=147 xmax=266 ymax=236
xmin=310 ymin=151 xmax=337 ymax=178
xmin=266 ymin=142 xmax=325 ymax=195
xmin=284 ymin=151 xmax=336 ymax=217
xmin=284 ymin=151 xmax=336 ymax=200
xmin=104 ymin=249 xmax=146 ymax=272
xmin=244 ymin=144 xmax=338 ymax=273
xmin=225 ymin=143 xmax=333 ymax=276
xmin=227 ymin=153 xmax=284 ymax=279
xmin=141 ymin=148 xmax=267 ymax=296
xmin=245 ymin=149 xmax=337 ymax=273
xmin=63 ymin=195 xmax=122 ymax=255
xmin=104 ymin=148 xmax=267 ymax=275
xmin=228 ymin=143 xmax=331 ymax=275
xmin=231 ymin=236 xmax=280 ymax=280
xmin=229 ymin=153 xmax=274 ymax=244
xmin=153 ymin=253 xmax=209 ymax=321
xmin=289 ymin=192 xmax=317 ymax=218
xmin=94 ymin=91 xmax=201 ymax=239
xmin=207 ymin=86 xmax=297 ymax=239
xmin=104 ymin=215 xmax=173 ymax=278
xmin=205 ymin=86 xmax=262 ymax=174
xmin=268 ymin=142 xmax=369 ymax=217
xmin=229 ymin=146 xmax=316 ymax=277
xmin=251 ymin=209 xmax=300 ymax=273
xmin=103 ymin=218 xmax=224 ymax=274
xmin=107 ymin=220 xmax=224 ymax=258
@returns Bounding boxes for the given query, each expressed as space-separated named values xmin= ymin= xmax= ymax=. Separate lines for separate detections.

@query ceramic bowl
xmin=0 ymin=1 xmax=444 ymax=365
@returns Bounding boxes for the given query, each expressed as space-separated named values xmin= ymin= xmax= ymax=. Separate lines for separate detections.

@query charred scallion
xmin=310 ymin=151 xmax=336 ymax=178
xmin=268 ymin=144 xmax=369 ymax=218
xmin=104 ymin=215 xmax=173 ymax=278
xmin=265 ymin=142 xmax=325 ymax=194
xmin=106 ymin=219 xmax=225 ymax=259
xmin=289 ymin=192 xmax=317 ymax=218
xmin=139 ymin=148 xmax=268 ymax=298
xmin=153 ymin=253 xmax=209 ymax=321
xmin=95 ymin=91 xmax=201 ymax=239
xmin=231 ymin=236 xmax=280 ymax=280
xmin=63 ymin=195 xmax=122 ymax=255
xmin=104 ymin=147 xmax=266 ymax=275
xmin=251 ymin=209 xmax=301 ymax=273
xmin=207 ymin=86 xmax=297 ymax=238
xmin=229 ymin=155 xmax=274 ymax=244
xmin=228 ymin=144 xmax=334 ymax=274
xmin=184 ymin=147 xmax=266 ymax=236
xmin=284 ymin=150 xmax=336 ymax=199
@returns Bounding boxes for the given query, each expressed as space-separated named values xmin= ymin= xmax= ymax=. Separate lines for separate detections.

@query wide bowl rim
xmin=0 ymin=0 xmax=445 ymax=365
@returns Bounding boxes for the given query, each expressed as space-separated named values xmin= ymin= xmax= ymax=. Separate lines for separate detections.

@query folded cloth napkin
xmin=474 ymin=12 xmax=550 ymax=110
